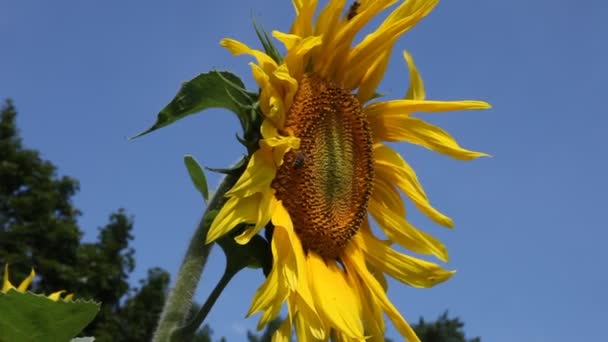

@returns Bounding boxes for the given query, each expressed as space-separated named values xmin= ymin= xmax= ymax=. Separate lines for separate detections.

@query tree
xmin=98 ymin=267 xmax=171 ymax=341
xmin=0 ymin=99 xmax=170 ymax=341
xmin=413 ymin=311 xmax=481 ymax=342
xmin=0 ymin=99 xmax=82 ymax=290
xmin=193 ymin=324 xmax=227 ymax=342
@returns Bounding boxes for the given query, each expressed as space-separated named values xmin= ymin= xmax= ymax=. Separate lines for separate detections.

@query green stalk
xmin=152 ymin=170 xmax=241 ymax=342
xmin=171 ymin=261 xmax=239 ymax=341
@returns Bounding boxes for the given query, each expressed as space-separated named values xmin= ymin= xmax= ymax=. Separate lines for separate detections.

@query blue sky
xmin=1 ymin=0 xmax=607 ymax=341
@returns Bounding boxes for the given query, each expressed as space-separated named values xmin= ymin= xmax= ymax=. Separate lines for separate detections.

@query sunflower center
xmin=272 ymin=73 xmax=374 ymax=259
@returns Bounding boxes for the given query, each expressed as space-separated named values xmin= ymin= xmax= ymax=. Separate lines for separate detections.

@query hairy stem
xmin=152 ymin=169 xmax=241 ymax=342
xmin=172 ymin=262 xmax=238 ymax=341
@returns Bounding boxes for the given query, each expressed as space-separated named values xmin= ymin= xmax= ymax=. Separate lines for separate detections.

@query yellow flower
xmin=209 ymin=1 xmax=490 ymax=341
xmin=2 ymin=264 xmax=74 ymax=301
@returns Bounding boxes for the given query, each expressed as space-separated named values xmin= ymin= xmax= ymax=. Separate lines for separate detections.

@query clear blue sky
xmin=1 ymin=0 xmax=607 ymax=341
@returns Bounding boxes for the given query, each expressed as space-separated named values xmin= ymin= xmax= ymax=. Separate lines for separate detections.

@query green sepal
xmin=213 ymin=72 xmax=260 ymax=142
xmin=218 ymin=225 xmax=272 ymax=275
xmin=184 ymin=155 xmax=209 ymax=203
xmin=370 ymin=92 xmax=385 ymax=100
xmin=0 ymin=290 xmax=100 ymax=342
xmin=205 ymin=157 xmax=248 ymax=176
xmin=131 ymin=71 xmax=254 ymax=139
xmin=253 ymin=21 xmax=283 ymax=64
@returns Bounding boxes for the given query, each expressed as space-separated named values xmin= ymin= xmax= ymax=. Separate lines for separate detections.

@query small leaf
xmin=132 ymin=71 xmax=252 ymax=138
xmin=0 ymin=291 xmax=100 ymax=342
xmin=205 ymin=157 xmax=248 ymax=176
xmin=184 ymin=155 xmax=209 ymax=203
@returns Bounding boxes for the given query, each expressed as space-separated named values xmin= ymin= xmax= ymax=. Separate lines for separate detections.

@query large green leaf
xmin=0 ymin=290 xmax=100 ymax=342
xmin=184 ymin=155 xmax=209 ymax=203
xmin=132 ymin=71 xmax=252 ymax=138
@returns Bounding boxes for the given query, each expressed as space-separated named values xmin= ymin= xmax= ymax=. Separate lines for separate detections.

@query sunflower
xmin=207 ymin=0 xmax=489 ymax=340
xmin=2 ymin=264 xmax=73 ymax=301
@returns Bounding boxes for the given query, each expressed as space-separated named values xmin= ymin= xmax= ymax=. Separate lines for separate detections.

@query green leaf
xmin=184 ymin=155 xmax=209 ymax=203
xmin=0 ymin=290 xmax=100 ymax=342
xmin=132 ymin=71 xmax=252 ymax=138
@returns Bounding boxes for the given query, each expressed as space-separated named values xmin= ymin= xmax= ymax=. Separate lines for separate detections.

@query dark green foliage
xmin=413 ymin=311 xmax=481 ymax=342
xmin=193 ymin=324 xmax=214 ymax=342
xmin=193 ymin=324 xmax=227 ymax=342
xmin=94 ymin=267 xmax=170 ymax=342
xmin=0 ymin=100 xmax=170 ymax=341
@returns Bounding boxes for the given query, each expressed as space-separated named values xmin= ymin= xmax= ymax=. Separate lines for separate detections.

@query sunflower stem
xmin=152 ymin=165 xmax=243 ymax=342
xmin=171 ymin=262 xmax=238 ymax=341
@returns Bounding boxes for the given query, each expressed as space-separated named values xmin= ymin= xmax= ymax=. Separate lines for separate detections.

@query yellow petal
xmin=226 ymin=149 xmax=277 ymax=197
xmin=370 ymin=115 xmax=488 ymax=160
xmin=320 ymin=0 xmax=394 ymax=80
xmin=17 ymin=268 xmax=35 ymax=292
xmin=248 ymin=230 xmax=289 ymax=326
xmin=344 ymin=0 xmax=438 ymax=85
xmin=312 ymin=0 xmax=346 ymax=78
xmin=48 ymin=290 xmax=66 ymax=301
xmin=290 ymin=0 xmax=317 ymax=37
xmin=272 ymin=207 xmax=325 ymax=339
xmin=374 ymin=143 xmax=453 ymax=227
xmin=292 ymin=292 xmax=326 ymax=340
xmin=294 ymin=309 xmax=322 ymax=342
xmin=372 ymin=176 xmax=405 ymax=217
xmin=344 ymin=244 xmax=421 ymax=342
xmin=272 ymin=64 xmax=300 ymax=112
xmin=369 ymin=196 xmax=449 ymax=262
xmin=306 ymin=254 xmax=364 ymax=339
xmin=207 ymin=193 xmax=273 ymax=243
xmin=314 ymin=0 xmax=346 ymax=37
xmin=235 ymin=194 xmax=278 ymax=245
xmin=281 ymin=34 xmax=323 ymax=82
xmin=220 ymin=38 xmax=277 ymax=74
xmin=272 ymin=209 xmax=300 ymax=291
xmin=2 ymin=264 xmax=15 ymax=293
xmin=260 ymin=121 xmax=301 ymax=168
xmin=249 ymin=267 xmax=286 ymax=326
xmin=271 ymin=318 xmax=292 ymax=342
xmin=250 ymin=63 xmax=286 ymax=127
xmin=356 ymin=47 xmax=392 ymax=104
xmin=366 ymin=99 xmax=491 ymax=117
xmin=355 ymin=231 xmax=454 ymax=288
xmin=272 ymin=31 xmax=302 ymax=51
xmin=344 ymin=252 xmax=385 ymax=340
xmin=403 ymin=50 xmax=425 ymax=100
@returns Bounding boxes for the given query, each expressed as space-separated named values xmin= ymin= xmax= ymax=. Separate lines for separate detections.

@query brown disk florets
xmin=272 ymin=73 xmax=374 ymax=259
